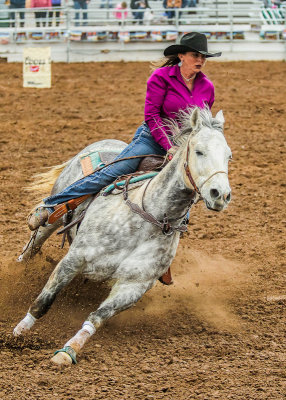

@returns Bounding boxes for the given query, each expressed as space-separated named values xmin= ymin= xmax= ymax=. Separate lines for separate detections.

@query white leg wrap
xmin=64 ymin=321 xmax=95 ymax=352
xmin=13 ymin=313 xmax=36 ymax=337
xmin=82 ymin=321 xmax=96 ymax=336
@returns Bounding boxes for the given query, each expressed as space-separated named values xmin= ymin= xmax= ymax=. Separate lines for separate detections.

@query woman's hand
xmin=167 ymin=145 xmax=179 ymax=161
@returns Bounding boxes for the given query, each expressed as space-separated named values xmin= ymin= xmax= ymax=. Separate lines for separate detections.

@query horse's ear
xmin=215 ymin=110 xmax=225 ymax=125
xmin=190 ymin=107 xmax=202 ymax=131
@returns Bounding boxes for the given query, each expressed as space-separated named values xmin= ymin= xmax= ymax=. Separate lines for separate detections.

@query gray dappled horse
xmin=14 ymin=107 xmax=232 ymax=365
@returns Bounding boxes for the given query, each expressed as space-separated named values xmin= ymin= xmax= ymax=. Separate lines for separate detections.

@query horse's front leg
xmin=17 ymin=221 xmax=61 ymax=262
xmin=51 ymin=279 xmax=155 ymax=366
xmin=13 ymin=253 xmax=83 ymax=336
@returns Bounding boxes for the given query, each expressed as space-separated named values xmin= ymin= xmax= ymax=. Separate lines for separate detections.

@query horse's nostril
xmin=210 ymin=188 xmax=220 ymax=199
xmin=226 ymin=193 xmax=231 ymax=202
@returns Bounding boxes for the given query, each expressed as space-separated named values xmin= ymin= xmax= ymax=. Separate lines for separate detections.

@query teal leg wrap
xmin=54 ymin=346 xmax=77 ymax=364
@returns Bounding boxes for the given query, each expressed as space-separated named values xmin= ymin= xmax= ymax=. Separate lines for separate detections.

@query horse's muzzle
xmin=206 ymin=190 xmax=231 ymax=211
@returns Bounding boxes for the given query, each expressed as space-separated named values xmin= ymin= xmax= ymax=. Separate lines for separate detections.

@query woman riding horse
xmin=28 ymin=32 xmax=222 ymax=231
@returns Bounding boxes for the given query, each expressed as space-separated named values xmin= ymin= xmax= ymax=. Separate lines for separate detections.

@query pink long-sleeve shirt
xmin=114 ymin=3 xmax=128 ymax=19
xmin=30 ymin=0 xmax=52 ymax=8
xmin=144 ymin=64 xmax=215 ymax=150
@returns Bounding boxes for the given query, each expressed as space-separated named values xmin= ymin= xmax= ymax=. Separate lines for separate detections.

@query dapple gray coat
xmin=14 ymin=108 xmax=232 ymax=365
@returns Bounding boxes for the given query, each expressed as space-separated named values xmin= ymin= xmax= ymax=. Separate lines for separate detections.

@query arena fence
xmin=0 ymin=3 xmax=285 ymax=62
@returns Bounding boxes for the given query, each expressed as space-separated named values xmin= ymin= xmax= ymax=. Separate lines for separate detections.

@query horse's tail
xmin=25 ymin=161 xmax=70 ymax=198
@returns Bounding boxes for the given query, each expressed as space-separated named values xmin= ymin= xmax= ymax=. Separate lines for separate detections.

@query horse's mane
xmin=166 ymin=106 xmax=224 ymax=147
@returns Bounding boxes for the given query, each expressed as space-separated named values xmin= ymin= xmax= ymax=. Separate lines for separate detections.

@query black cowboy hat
xmin=164 ymin=32 xmax=222 ymax=58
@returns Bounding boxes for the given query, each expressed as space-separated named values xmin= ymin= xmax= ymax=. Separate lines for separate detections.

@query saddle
xmin=48 ymin=151 xmax=165 ymax=225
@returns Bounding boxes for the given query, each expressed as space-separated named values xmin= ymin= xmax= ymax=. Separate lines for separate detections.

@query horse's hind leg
xmin=51 ymin=279 xmax=154 ymax=366
xmin=13 ymin=251 xmax=83 ymax=336
xmin=17 ymin=221 xmax=61 ymax=262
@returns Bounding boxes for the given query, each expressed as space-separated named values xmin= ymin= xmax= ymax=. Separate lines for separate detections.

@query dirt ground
xmin=0 ymin=60 xmax=285 ymax=400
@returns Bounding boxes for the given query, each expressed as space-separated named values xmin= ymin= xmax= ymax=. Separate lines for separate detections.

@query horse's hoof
xmin=13 ymin=313 xmax=36 ymax=336
xmin=13 ymin=326 xmax=22 ymax=337
xmin=13 ymin=323 xmax=27 ymax=337
xmin=51 ymin=352 xmax=73 ymax=366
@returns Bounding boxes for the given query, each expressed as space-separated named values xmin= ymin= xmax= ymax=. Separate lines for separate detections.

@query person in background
xmin=0 ymin=0 xmax=10 ymax=27
xmin=187 ymin=0 xmax=196 ymax=14
xmin=48 ymin=0 xmax=61 ymax=26
xmin=143 ymin=7 xmax=153 ymax=24
xmin=114 ymin=1 xmax=128 ymax=24
xmin=28 ymin=32 xmax=222 ymax=232
xmin=130 ymin=0 xmax=150 ymax=24
xmin=73 ymin=0 xmax=89 ymax=26
xmin=30 ymin=0 xmax=52 ymax=27
xmin=100 ymin=0 xmax=113 ymax=8
xmin=9 ymin=0 xmax=26 ymax=27
xmin=163 ymin=0 xmax=187 ymax=22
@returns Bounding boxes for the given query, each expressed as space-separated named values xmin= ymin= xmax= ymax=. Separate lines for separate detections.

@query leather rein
xmin=123 ymin=176 xmax=189 ymax=236
xmin=184 ymin=141 xmax=227 ymax=198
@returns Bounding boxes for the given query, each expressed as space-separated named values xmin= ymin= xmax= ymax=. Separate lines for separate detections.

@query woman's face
xmin=179 ymin=51 xmax=206 ymax=74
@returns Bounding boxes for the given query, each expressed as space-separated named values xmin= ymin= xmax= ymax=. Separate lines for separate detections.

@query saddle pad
xmin=80 ymin=151 xmax=119 ymax=177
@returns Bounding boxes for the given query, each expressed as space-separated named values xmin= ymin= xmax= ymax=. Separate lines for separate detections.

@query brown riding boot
xmin=159 ymin=267 xmax=173 ymax=285
xmin=27 ymin=206 xmax=50 ymax=231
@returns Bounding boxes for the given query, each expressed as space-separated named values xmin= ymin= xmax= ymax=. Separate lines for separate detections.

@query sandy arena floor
xmin=0 ymin=61 xmax=285 ymax=400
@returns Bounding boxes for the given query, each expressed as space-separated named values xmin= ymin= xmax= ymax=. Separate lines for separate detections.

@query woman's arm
xmin=208 ymin=84 xmax=215 ymax=109
xmin=144 ymin=72 xmax=173 ymax=151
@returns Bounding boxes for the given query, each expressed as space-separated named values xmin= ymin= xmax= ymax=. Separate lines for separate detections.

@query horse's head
xmin=174 ymin=107 xmax=232 ymax=212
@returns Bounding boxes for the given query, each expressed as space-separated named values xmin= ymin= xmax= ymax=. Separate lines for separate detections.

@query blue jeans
xmin=44 ymin=123 xmax=166 ymax=207
xmin=100 ymin=0 xmax=113 ymax=8
xmin=9 ymin=2 xmax=25 ymax=27
xmin=165 ymin=7 xmax=182 ymax=19
xmin=134 ymin=7 xmax=145 ymax=21
xmin=74 ymin=0 xmax=88 ymax=26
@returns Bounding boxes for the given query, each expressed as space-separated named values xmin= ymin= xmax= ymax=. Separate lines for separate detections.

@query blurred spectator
xmin=130 ymin=0 xmax=150 ymax=24
xmin=73 ymin=0 xmax=89 ymax=26
xmin=9 ymin=0 xmax=26 ymax=27
xmin=48 ymin=0 xmax=61 ymax=26
xmin=163 ymin=0 xmax=187 ymax=21
xmin=0 ymin=0 xmax=9 ymax=27
xmin=186 ymin=0 xmax=196 ymax=15
xmin=270 ymin=0 xmax=281 ymax=7
xmin=100 ymin=0 xmax=113 ymax=8
xmin=114 ymin=1 xmax=128 ymax=24
xmin=30 ymin=0 xmax=52 ymax=27
xmin=143 ymin=7 xmax=154 ymax=24
xmin=262 ymin=0 xmax=269 ymax=6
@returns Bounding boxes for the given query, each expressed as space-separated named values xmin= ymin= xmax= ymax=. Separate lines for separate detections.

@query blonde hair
xmin=150 ymin=54 xmax=181 ymax=71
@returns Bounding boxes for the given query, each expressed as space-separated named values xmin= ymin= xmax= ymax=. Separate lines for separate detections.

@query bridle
xmin=123 ymin=175 xmax=189 ymax=236
xmin=183 ymin=141 xmax=227 ymax=199
xmin=121 ymin=141 xmax=228 ymax=235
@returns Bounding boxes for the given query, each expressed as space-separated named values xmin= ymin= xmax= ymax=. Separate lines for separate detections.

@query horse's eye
xmin=196 ymin=150 xmax=204 ymax=156
xmin=229 ymin=154 xmax=233 ymax=161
